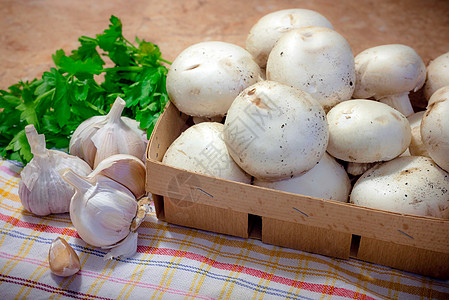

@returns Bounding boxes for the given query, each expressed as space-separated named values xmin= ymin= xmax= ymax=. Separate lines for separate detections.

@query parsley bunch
xmin=0 ymin=15 xmax=170 ymax=165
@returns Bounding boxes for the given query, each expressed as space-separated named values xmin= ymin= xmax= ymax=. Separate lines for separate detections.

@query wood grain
xmin=357 ymin=237 xmax=449 ymax=279
xmin=262 ymin=217 xmax=353 ymax=259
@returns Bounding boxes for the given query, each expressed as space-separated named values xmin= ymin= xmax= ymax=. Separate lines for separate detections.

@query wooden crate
xmin=145 ymin=101 xmax=449 ymax=279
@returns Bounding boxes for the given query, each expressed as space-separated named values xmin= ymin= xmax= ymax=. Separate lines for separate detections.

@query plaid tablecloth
xmin=0 ymin=158 xmax=448 ymax=299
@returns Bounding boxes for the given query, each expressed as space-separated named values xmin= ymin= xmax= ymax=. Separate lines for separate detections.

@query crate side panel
xmin=356 ymin=237 xmax=449 ymax=279
xmin=262 ymin=217 xmax=352 ymax=259
xmin=146 ymin=161 xmax=449 ymax=254
xmin=164 ymin=197 xmax=249 ymax=238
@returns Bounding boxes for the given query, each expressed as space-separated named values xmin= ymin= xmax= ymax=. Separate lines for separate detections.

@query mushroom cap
xmin=162 ymin=122 xmax=251 ymax=184
xmin=245 ymin=8 xmax=333 ymax=68
xmin=350 ymin=156 xmax=449 ymax=218
xmin=266 ymin=26 xmax=355 ymax=112
xmin=407 ymin=111 xmax=428 ymax=157
xmin=424 ymin=51 xmax=449 ymax=100
xmin=421 ymin=85 xmax=449 ymax=172
xmin=223 ymin=80 xmax=329 ymax=181
xmin=352 ymin=44 xmax=426 ymax=99
xmin=166 ymin=41 xmax=262 ymax=118
xmin=254 ymin=153 xmax=350 ymax=202
xmin=326 ymin=99 xmax=411 ymax=163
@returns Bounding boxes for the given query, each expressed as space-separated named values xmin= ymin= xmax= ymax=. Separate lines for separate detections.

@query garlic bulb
xmin=62 ymin=169 xmax=149 ymax=258
xmin=19 ymin=125 xmax=92 ymax=216
xmin=69 ymin=97 xmax=147 ymax=168
xmin=88 ymin=154 xmax=147 ymax=199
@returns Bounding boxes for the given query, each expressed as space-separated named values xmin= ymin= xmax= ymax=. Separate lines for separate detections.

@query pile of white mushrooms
xmin=164 ymin=8 xmax=449 ymax=219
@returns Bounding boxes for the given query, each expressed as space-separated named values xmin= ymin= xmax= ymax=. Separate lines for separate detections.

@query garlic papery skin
xmin=91 ymin=98 xmax=146 ymax=168
xmin=69 ymin=115 xmax=103 ymax=167
xmin=19 ymin=125 xmax=92 ymax=216
xmin=69 ymin=97 xmax=147 ymax=168
xmin=103 ymin=231 xmax=138 ymax=260
xmin=102 ymin=197 xmax=150 ymax=260
xmin=88 ymin=154 xmax=147 ymax=199
xmin=122 ymin=117 xmax=149 ymax=147
xmin=62 ymin=169 xmax=138 ymax=250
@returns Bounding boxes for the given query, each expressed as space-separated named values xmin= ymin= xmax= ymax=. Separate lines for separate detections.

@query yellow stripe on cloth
xmin=219 ymin=238 xmax=256 ymax=299
xmin=86 ymin=252 xmax=120 ymax=296
xmin=251 ymin=245 xmax=283 ymax=300
xmin=187 ymin=233 xmax=225 ymax=299
xmin=117 ymin=218 xmax=167 ymax=299
xmin=12 ymin=218 xmax=51 ymax=298
xmin=287 ymin=254 xmax=310 ymax=298
xmin=152 ymin=226 xmax=198 ymax=299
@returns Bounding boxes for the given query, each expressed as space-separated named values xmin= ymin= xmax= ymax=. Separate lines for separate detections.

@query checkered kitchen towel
xmin=0 ymin=159 xmax=448 ymax=299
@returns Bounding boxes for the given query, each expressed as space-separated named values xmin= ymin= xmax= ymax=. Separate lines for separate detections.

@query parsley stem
xmin=84 ymin=101 xmax=107 ymax=115
xmin=102 ymin=66 xmax=143 ymax=72
xmin=123 ymin=37 xmax=138 ymax=51
xmin=159 ymin=58 xmax=172 ymax=65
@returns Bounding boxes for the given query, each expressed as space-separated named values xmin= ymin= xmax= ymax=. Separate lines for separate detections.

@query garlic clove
xmin=95 ymin=174 xmax=138 ymax=199
xmin=89 ymin=154 xmax=147 ymax=199
xmin=19 ymin=125 xmax=92 ymax=216
xmin=62 ymin=169 xmax=138 ymax=248
xmin=48 ymin=237 xmax=81 ymax=277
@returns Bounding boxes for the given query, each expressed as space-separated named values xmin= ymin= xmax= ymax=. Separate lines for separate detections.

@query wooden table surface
xmin=1 ymin=0 xmax=449 ymax=90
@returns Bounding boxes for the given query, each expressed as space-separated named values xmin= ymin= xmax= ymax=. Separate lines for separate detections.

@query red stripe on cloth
xmin=139 ymin=246 xmax=378 ymax=300
xmin=0 ymin=274 xmax=112 ymax=300
xmin=0 ymin=252 xmax=215 ymax=300
xmin=0 ymin=165 xmax=21 ymax=178
xmin=0 ymin=213 xmax=79 ymax=238
xmin=0 ymin=213 xmax=393 ymax=299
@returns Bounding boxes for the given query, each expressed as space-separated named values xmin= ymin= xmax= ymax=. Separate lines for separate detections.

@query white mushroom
xmin=352 ymin=44 xmax=426 ymax=117
xmin=326 ymin=99 xmax=411 ymax=163
xmin=266 ymin=26 xmax=355 ymax=112
xmin=166 ymin=41 xmax=262 ymax=118
xmin=423 ymin=51 xmax=449 ymax=101
xmin=162 ymin=122 xmax=251 ymax=183
xmin=245 ymin=8 xmax=333 ymax=68
xmin=223 ymin=80 xmax=328 ymax=181
xmin=420 ymin=85 xmax=449 ymax=173
xmin=350 ymin=156 xmax=449 ymax=218
xmin=407 ymin=111 xmax=428 ymax=157
xmin=254 ymin=153 xmax=351 ymax=202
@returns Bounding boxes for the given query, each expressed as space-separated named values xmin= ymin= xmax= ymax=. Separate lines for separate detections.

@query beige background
xmin=1 ymin=0 xmax=448 ymax=90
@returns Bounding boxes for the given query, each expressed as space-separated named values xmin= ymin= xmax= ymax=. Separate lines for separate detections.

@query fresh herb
xmin=0 ymin=15 xmax=170 ymax=165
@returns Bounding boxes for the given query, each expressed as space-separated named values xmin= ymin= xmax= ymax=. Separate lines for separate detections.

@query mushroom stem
xmin=377 ymin=92 xmax=414 ymax=117
xmin=346 ymin=162 xmax=378 ymax=176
